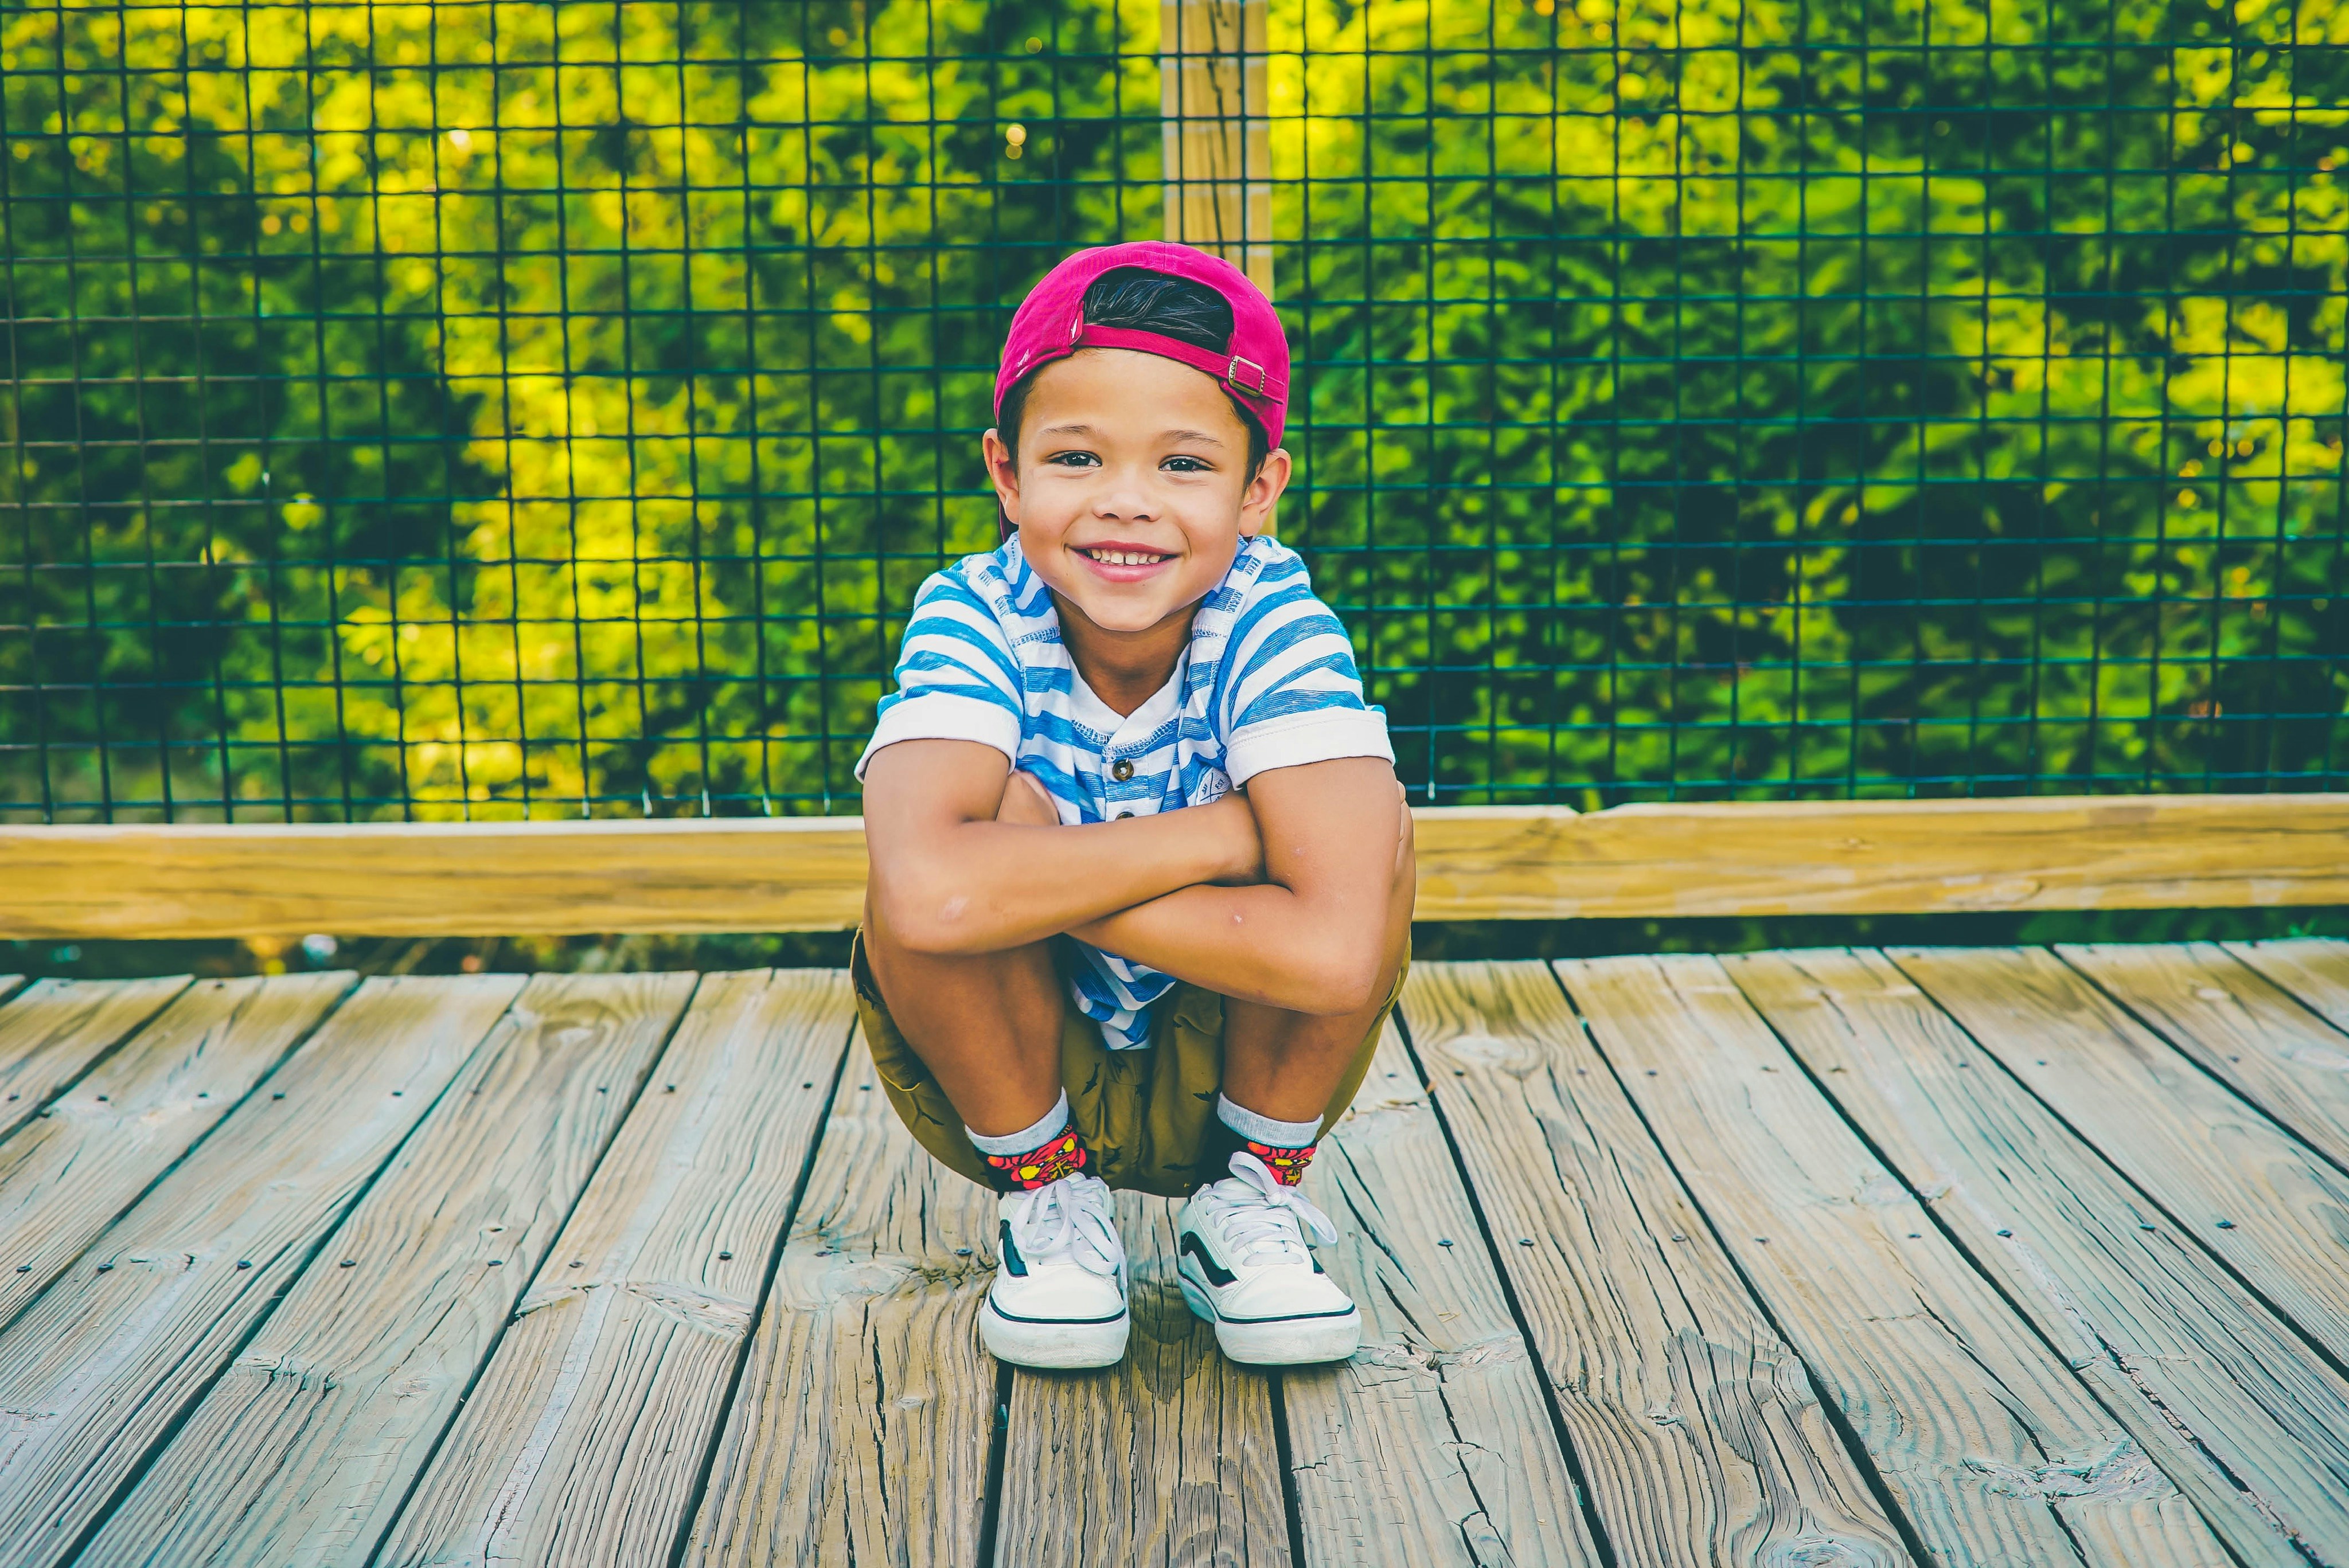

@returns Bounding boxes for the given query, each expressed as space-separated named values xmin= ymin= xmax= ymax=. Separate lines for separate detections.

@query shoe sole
xmin=978 ymin=1301 xmax=1130 ymax=1370
xmin=1177 ymin=1273 xmax=1362 ymax=1365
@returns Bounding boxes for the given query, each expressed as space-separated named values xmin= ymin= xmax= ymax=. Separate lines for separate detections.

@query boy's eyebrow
xmin=1033 ymin=421 xmax=1230 ymax=448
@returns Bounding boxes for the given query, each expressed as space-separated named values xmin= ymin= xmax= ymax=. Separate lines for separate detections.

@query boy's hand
xmin=1068 ymin=757 xmax=1413 ymax=1015
xmin=864 ymin=738 xmax=1284 ymax=956
xmin=998 ymin=766 xmax=1265 ymax=885
xmin=1202 ymin=789 xmax=1266 ymax=885
xmin=996 ymin=768 xmax=1062 ymax=828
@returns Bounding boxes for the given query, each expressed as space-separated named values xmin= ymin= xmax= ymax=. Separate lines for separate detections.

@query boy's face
xmin=985 ymin=349 xmax=1290 ymax=638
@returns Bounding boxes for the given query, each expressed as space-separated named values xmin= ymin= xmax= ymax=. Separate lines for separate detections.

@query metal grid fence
xmin=4 ymin=0 xmax=2345 ymax=822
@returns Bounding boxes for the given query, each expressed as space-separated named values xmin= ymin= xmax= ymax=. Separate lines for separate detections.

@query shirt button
xmin=1110 ymin=758 xmax=1134 ymax=782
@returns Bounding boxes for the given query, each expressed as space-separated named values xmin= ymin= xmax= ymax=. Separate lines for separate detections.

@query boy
xmin=854 ymin=242 xmax=1414 ymax=1371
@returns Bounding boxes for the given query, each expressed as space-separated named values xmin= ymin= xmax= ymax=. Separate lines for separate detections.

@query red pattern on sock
xmin=983 ymin=1129 xmax=1088 ymax=1190
xmin=1246 ymin=1139 xmax=1316 ymax=1185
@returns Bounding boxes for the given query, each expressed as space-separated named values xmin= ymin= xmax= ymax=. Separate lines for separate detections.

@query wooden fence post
xmin=1161 ymin=0 xmax=1274 ymax=298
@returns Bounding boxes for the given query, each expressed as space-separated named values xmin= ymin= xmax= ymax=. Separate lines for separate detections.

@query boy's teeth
xmin=1087 ymin=549 xmax=1164 ymax=566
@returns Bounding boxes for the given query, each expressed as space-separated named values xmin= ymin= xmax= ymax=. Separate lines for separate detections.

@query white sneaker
xmin=978 ymin=1173 xmax=1130 ymax=1369
xmin=1176 ymin=1151 xmax=1361 ymax=1364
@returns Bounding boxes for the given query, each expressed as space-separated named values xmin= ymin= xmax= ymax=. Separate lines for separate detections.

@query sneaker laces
xmin=1205 ymin=1151 xmax=1337 ymax=1266
xmin=1008 ymin=1174 xmax=1125 ymax=1280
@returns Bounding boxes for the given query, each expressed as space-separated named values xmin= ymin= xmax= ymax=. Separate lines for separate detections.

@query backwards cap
xmin=993 ymin=241 xmax=1290 ymax=450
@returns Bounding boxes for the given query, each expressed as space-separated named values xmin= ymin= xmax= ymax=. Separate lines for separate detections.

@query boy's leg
xmin=858 ymin=769 xmax=1068 ymax=1140
xmin=859 ymin=904 xmax=1065 ymax=1140
xmin=1174 ymin=819 xmax=1407 ymax=1364
xmin=863 ymin=773 xmax=1127 ymax=1370
xmin=1214 ymin=793 xmax=1415 ymax=1139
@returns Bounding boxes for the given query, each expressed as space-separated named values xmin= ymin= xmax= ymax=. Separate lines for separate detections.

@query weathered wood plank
xmin=0 ymin=973 xmax=523 ymax=1568
xmin=0 ymin=977 xmax=23 ymax=1003
xmin=1282 ymin=1021 xmax=1599 ymax=1567
xmin=1730 ymin=946 xmax=2342 ymax=1568
xmin=78 ymin=970 xmax=694 ymax=1568
xmin=683 ymin=1031 xmax=998 ymax=1568
xmin=1162 ymin=0 xmax=1274 ymax=295
xmin=1564 ymin=953 xmax=2229 ymax=1568
xmin=9 ymin=792 xmax=2348 ymax=941
xmin=377 ymin=968 xmax=854 ymax=1568
xmin=2227 ymin=937 xmax=2349 ymax=1035
xmin=1898 ymin=946 xmax=2349 ymax=1370
xmin=994 ymin=1192 xmax=1291 ymax=1567
xmin=0 ymin=972 xmax=353 ymax=1332
xmin=2062 ymin=942 xmax=2349 ymax=1174
xmin=0 ymin=976 xmax=190 ymax=1143
xmin=1402 ymin=963 xmax=1909 ymax=1568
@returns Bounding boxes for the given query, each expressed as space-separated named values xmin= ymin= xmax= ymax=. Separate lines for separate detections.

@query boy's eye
xmin=1161 ymin=455 xmax=1212 ymax=473
xmin=1044 ymin=450 xmax=1100 ymax=468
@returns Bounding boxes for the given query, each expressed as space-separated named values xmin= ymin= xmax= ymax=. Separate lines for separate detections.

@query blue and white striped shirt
xmin=856 ymin=533 xmax=1392 ymax=1049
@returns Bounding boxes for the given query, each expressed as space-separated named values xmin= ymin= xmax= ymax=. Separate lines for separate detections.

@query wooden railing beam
xmin=5 ymin=795 xmax=2344 ymax=940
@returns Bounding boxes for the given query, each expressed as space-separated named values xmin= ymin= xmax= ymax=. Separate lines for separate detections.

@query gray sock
xmin=1215 ymin=1093 xmax=1320 ymax=1149
xmin=966 ymin=1090 xmax=1072 ymax=1157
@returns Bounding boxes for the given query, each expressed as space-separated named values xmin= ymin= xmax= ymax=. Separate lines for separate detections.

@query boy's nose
xmin=1091 ymin=486 xmax=1157 ymax=521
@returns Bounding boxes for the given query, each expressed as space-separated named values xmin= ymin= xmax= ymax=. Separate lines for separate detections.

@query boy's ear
xmin=1236 ymin=447 xmax=1292 ymax=539
xmin=982 ymin=428 xmax=1021 ymax=525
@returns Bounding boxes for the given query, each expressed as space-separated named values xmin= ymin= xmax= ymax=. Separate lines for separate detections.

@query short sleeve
xmin=854 ymin=570 xmax=1025 ymax=780
xmin=1217 ymin=557 xmax=1393 ymax=787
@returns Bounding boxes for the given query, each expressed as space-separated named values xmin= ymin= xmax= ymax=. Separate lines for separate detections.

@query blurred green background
xmin=5 ymin=0 xmax=2345 ymax=826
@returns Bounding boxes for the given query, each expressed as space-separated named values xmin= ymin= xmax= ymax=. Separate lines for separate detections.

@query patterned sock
xmin=967 ymin=1092 xmax=1088 ymax=1193
xmin=1196 ymin=1094 xmax=1322 ymax=1188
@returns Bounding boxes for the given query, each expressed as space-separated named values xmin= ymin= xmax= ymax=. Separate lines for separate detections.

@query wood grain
xmin=0 ymin=816 xmax=871 ymax=938
xmin=1162 ymin=0 xmax=1274 ymax=295
xmin=1730 ymin=946 xmax=2342 ymax=1568
xmin=2061 ymin=942 xmax=2349 ymax=1175
xmin=994 ymin=1192 xmax=1291 ymax=1567
xmin=377 ymin=968 xmax=854 ymax=1568
xmin=1418 ymin=792 xmax=2349 ymax=919
xmin=1400 ymin=962 xmax=1908 ymax=1568
xmin=0 ymin=976 xmax=190 ymax=1143
xmin=1897 ymin=946 xmax=2349 ymax=1370
xmin=0 ymin=972 xmax=522 ymax=1568
xmin=683 ymin=1031 xmax=999 ymax=1568
xmin=0 ymin=972 xmax=353 ymax=1333
xmin=1565 ymin=953 xmax=2228 ymax=1568
xmin=78 ymin=970 xmax=694 ymax=1568
xmin=9 ymin=792 xmax=2348 ymax=940
xmin=2227 ymin=937 xmax=2349 ymax=1035
xmin=1279 ymin=1022 xmax=1597 ymax=1567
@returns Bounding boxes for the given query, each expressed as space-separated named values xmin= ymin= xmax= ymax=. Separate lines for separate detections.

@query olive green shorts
xmin=850 ymin=931 xmax=1407 ymax=1199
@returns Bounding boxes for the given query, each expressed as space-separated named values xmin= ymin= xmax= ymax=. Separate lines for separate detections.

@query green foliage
xmin=3 ymin=0 xmax=2343 ymax=820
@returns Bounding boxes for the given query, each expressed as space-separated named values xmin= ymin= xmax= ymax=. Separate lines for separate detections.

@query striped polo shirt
xmin=856 ymin=532 xmax=1392 ymax=1048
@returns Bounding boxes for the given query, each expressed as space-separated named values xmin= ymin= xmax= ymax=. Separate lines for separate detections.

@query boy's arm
xmin=861 ymin=738 xmax=1263 ymax=955
xmin=1067 ymin=757 xmax=1411 ymax=1016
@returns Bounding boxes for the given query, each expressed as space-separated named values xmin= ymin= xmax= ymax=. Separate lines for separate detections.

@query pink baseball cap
xmin=993 ymin=241 xmax=1290 ymax=449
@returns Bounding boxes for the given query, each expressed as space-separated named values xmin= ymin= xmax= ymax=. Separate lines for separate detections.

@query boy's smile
xmin=1074 ymin=540 xmax=1176 ymax=581
xmin=986 ymin=349 xmax=1291 ymax=709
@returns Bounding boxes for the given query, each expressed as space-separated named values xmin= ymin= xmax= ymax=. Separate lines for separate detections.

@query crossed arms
xmin=860 ymin=740 xmax=1412 ymax=1016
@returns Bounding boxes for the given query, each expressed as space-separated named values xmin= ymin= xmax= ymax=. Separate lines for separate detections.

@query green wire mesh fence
xmin=3 ymin=0 xmax=2344 ymax=822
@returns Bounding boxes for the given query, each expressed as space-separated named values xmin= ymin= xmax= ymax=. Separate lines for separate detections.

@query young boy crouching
xmin=853 ymin=242 xmax=1414 ymax=1370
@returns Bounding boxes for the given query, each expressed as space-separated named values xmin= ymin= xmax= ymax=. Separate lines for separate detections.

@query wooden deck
xmin=1 ymin=944 xmax=2346 ymax=1566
